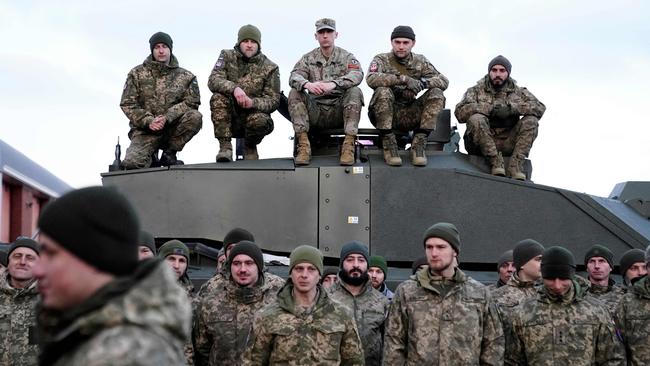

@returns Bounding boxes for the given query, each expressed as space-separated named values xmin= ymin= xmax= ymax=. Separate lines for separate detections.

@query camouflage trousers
xmin=288 ymin=87 xmax=363 ymax=136
xmin=464 ymin=113 xmax=539 ymax=159
xmin=210 ymin=93 xmax=274 ymax=145
xmin=368 ymin=87 xmax=445 ymax=132
xmin=122 ymin=109 xmax=202 ymax=169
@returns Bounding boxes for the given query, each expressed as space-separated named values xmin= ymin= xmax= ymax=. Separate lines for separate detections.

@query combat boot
xmin=382 ymin=134 xmax=402 ymax=166
xmin=244 ymin=144 xmax=259 ymax=160
xmin=159 ymin=150 xmax=183 ymax=166
xmin=295 ymin=132 xmax=311 ymax=165
xmin=508 ymin=156 xmax=526 ymax=180
xmin=216 ymin=138 xmax=233 ymax=162
xmin=489 ymin=152 xmax=506 ymax=176
xmin=339 ymin=134 xmax=356 ymax=166
xmin=410 ymin=133 xmax=428 ymax=167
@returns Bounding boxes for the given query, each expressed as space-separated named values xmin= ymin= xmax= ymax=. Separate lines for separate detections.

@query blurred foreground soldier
xmin=209 ymin=25 xmax=280 ymax=162
xmin=384 ymin=223 xmax=504 ymax=364
xmin=615 ymin=245 xmax=650 ymax=365
xmin=0 ymin=238 xmax=40 ymax=366
xmin=488 ymin=249 xmax=514 ymax=290
xmin=455 ymin=55 xmax=545 ymax=179
xmin=329 ymin=242 xmax=389 ymax=366
xmin=369 ymin=255 xmax=394 ymax=300
xmin=120 ymin=31 xmax=203 ymax=169
xmin=288 ymin=18 xmax=364 ymax=166
xmin=619 ymin=248 xmax=647 ymax=286
xmin=584 ymin=244 xmax=624 ymax=312
xmin=194 ymin=241 xmax=284 ymax=365
xmin=35 ymin=186 xmax=191 ymax=365
xmin=243 ymin=245 xmax=364 ymax=365
xmin=138 ymin=229 xmax=156 ymax=260
xmin=506 ymin=246 xmax=625 ymax=365
xmin=366 ymin=25 xmax=448 ymax=166
xmin=320 ymin=266 xmax=338 ymax=289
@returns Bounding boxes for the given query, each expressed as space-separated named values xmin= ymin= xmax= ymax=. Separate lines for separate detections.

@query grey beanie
xmin=488 ymin=55 xmax=512 ymax=74
xmin=497 ymin=250 xmax=513 ymax=270
xmin=513 ymin=239 xmax=545 ymax=269
xmin=339 ymin=240 xmax=369 ymax=266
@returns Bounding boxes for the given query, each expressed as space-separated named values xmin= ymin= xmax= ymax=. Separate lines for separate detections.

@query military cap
xmin=290 ymin=245 xmax=323 ymax=274
xmin=619 ymin=249 xmax=646 ymax=277
xmin=422 ymin=222 xmax=461 ymax=254
xmin=513 ymin=239 xmax=544 ymax=269
xmin=158 ymin=239 xmax=189 ymax=261
xmin=369 ymin=255 xmax=388 ymax=277
xmin=584 ymin=244 xmax=614 ymax=268
xmin=315 ymin=18 xmax=336 ymax=31
xmin=541 ymin=246 xmax=576 ymax=279
xmin=139 ymin=230 xmax=156 ymax=255
xmin=8 ymin=237 xmax=40 ymax=257
xmin=149 ymin=31 xmax=173 ymax=53
xmin=489 ymin=55 xmax=512 ymax=74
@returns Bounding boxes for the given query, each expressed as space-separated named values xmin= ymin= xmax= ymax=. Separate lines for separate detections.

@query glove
xmin=491 ymin=102 xmax=514 ymax=120
xmin=400 ymin=75 xmax=425 ymax=93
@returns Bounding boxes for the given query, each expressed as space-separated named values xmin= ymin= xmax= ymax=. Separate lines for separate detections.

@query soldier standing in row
xmin=209 ymin=25 xmax=280 ymax=162
xmin=366 ymin=25 xmax=448 ymax=167
xmin=288 ymin=18 xmax=364 ymax=166
xmin=320 ymin=266 xmax=339 ymax=289
xmin=0 ymin=238 xmax=40 ymax=366
xmin=455 ymin=55 xmax=545 ymax=179
xmin=584 ymin=244 xmax=624 ymax=313
xmin=368 ymin=255 xmax=394 ymax=300
xmin=137 ymin=230 xmax=157 ymax=260
xmin=488 ymin=249 xmax=514 ymax=290
xmin=619 ymin=249 xmax=647 ymax=286
xmin=120 ymin=32 xmax=203 ymax=169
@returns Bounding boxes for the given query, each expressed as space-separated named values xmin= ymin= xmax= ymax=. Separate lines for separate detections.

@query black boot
xmin=160 ymin=150 xmax=184 ymax=166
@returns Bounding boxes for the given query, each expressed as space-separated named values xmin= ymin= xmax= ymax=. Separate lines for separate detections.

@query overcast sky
xmin=1 ymin=0 xmax=648 ymax=197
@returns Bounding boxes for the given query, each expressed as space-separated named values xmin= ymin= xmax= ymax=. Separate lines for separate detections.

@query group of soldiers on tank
xmin=119 ymin=19 xmax=545 ymax=179
xmin=1 ymin=185 xmax=649 ymax=365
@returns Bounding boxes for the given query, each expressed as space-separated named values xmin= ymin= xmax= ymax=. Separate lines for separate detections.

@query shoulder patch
xmin=213 ymin=57 xmax=224 ymax=71
xmin=369 ymin=61 xmax=378 ymax=73
xmin=347 ymin=59 xmax=360 ymax=70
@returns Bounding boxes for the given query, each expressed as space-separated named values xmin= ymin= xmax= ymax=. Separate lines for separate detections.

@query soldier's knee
xmin=344 ymin=87 xmax=364 ymax=104
xmin=467 ymin=114 xmax=489 ymax=130
xmin=210 ymin=93 xmax=230 ymax=109
xmin=246 ymin=113 xmax=272 ymax=127
xmin=519 ymin=116 xmax=539 ymax=131
xmin=184 ymin=110 xmax=203 ymax=130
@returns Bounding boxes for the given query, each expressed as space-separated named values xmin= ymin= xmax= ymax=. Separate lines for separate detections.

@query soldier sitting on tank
xmin=455 ymin=55 xmax=545 ymax=180
xmin=209 ymin=25 xmax=280 ymax=162
xmin=366 ymin=25 xmax=448 ymax=167
xmin=120 ymin=32 xmax=203 ymax=170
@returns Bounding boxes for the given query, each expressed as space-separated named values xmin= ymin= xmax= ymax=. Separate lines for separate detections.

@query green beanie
xmin=619 ymin=249 xmax=645 ymax=277
xmin=238 ymin=25 xmax=261 ymax=46
xmin=584 ymin=244 xmax=614 ymax=268
xmin=541 ymin=246 xmax=575 ymax=279
xmin=149 ymin=31 xmax=173 ymax=53
xmin=369 ymin=255 xmax=388 ymax=277
xmin=158 ymin=239 xmax=189 ymax=261
xmin=139 ymin=230 xmax=156 ymax=255
xmin=290 ymin=245 xmax=323 ymax=274
xmin=422 ymin=222 xmax=461 ymax=254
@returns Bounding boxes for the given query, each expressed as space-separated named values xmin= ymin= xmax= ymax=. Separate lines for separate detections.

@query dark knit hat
xmin=315 ymin=18 xmax=336 ymax=31
xmin=369 ymin=255 xmax=388 ymax=276
xmin=391 ymin=25 xmax=415 ymax=40
xmin=158 ymin=239 xmax=189 ymax=261
xmin=227 ymin=240 xmax=264 ymax=274
xmin=422 ymin=222 xmax=461 ymax=254
xmin=8 ymin=237 xmax=40 ymax=257
xmin=339 ymin=240 xmax=369 ymax=266
xmin=38 ymin=186 xmax=140 ymax=276
xmin=322 ymin=266 xmax=338 ymax=277
xmin=584 ymin=244 xmax=614 ymax=267
xmin=238 ymin=24 xmax=261 ymax=45
xmin=139 ymin=230 xmax=156 ymax=255
xmin=217 ymin=248 xmax=225 ymax=259
xmin=290 ymin=245 xmax=323 ymax=274
xmin=488 ymin=55 xmax=512 ymax=74
xmin=411 ymin=256 xmax=428 ymax=274
xmin=620 ymin=249 xmax=646 ymax=277
xmin=497 ymin=250 xmax=513 ymax=270
xmin=513 ymin=239 xmax=545 ymax=269
xmin=149 ymin=32 xmax=173 ymax=53
xmin=223 ymin=228 xmax=255 ymax=252
xmin=541 ymin=246 xmax=576 ymax=279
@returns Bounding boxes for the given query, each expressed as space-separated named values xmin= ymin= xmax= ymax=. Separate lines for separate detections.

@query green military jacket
xmin=615 ymin=275 xmax=650 ymax=366
xmin=383 ymin=267 xmax=504 ymax=365
xmin=207 ymin=47 xmax=281 ymax=114
xmin=120 ymin=55 xmax=201 ymax=130
xmin=242 ymin=280 xmax=364 ymax=366
xmin=0 ymin=273 xmax=39 ymax=366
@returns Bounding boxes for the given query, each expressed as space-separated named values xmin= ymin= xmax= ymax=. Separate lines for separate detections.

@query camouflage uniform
xmin=366 ymin=52 xmax=448 ymax=132
xmin=242 ymin=280 xmax=364 ymax=365
xmin=328 ymin=280 xmax=389 ymax=366
xmin=487 ymin=278 xmax=508 ymax=291
xmin=179 ymin=274 xmax=196 ymax=365
xmin=587 ymin=277 xmax=625 ymax=314
xmin=120 ymin=55 xmax=203 ymax=169
xmin=288 ymin=46 xmax=364 ymax=135
xmin=383 ymin=266 xmax=504 ymax=365
xmin=208 ymin=47 xmax=280 ymax=145
xmin=506 ymin=276 xmax=626 ymax=365
xmin=614 ymin=275 xmax=650 ymax=365
xmin=37 ymin=260 xmax=191 ymax=366
xmin=193 ymin=272 xmax=284 ymax=366
xmin=0 ymin=273 xmax=39 ymax=366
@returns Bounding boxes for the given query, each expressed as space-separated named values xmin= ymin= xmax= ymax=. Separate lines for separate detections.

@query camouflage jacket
xmin=193 ymin=272 xmax=284 ymax=366
xmin=179 ymin=274 xmax=196 ymax=365
xmin=587 ymin=277 xmax=625 ymax=314
xmin=506 ymin=276 xmax=626 ymax=365
xmin=487 ymin=278 xmax=508 ymax=291
xmin=328 ymin=279 xmax=389 ymax=366
xmin=0 ymin=273 xmax=39 ymax=366
xmin=120 ymin=55 xmax=201 ymax=130
xmin=383 ymin=267 xmax=504 ymax=366
xmin=455 ymin=76 xmax=545 ymax=128
xmin=289 ymin=46 xmax=363 ymax=101
xmin=37 ymin=259 xmax=192 ymax=366
xmin=242 ymin=280 xmax=364 ymax=366
xmin=614 ymin=275 xmax=650 ymax=366
xmin=207 ymin=47 xmax=280 ymax=114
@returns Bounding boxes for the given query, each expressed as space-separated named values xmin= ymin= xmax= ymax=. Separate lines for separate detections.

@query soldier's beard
xmin=339 ymin=268 xmax=369 ymax=287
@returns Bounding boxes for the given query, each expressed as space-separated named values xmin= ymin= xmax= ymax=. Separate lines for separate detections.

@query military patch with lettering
xmin=369 ymin=61 xmax=378 ymax=72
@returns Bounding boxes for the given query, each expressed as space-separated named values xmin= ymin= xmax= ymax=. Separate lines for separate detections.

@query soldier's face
xmin=239 ymin=39 xmax=259 ymax=58
xmin=138 ymin=246 xmax=154 ymax=261
xmin=498 ymin=261 xmax=515 ymax=283
xmin=321 ymin=274 xmax=337 ymax=289
xmin=291 ymin=263 xmax=320 ymax=293
xmin=230 ymin=254 xmax=259 ymax=287
xmin=153 ymin=43 xmax=171 ymax=63
xmin=625 ymin=262 xmax=648 ymax=282
xmin=315 ymin=29 xmax=337 ymax=49
xmin=489 ymin=65 xmax=509 ymax=86
xmin=586 ymin=257 xmax=611 ymax=281
xmin=391 ymin=38 xmax=415 ymax=59
xmin=165 ymin=254 xmax=188 ymax=279
xmin=543 ymin=278 xmax=572 ymax=296
xmin=342 ymin=254 xmax=368 ymax=278
xmin=368 ymin=267 xmax=385 ymax=289
xmin=519 ymin=255 xmax=542 ymax=280
xmin=7 ymin=247 xmax=39 ymax=283
xmin=425 ymin=237 xmax=456 ymax=273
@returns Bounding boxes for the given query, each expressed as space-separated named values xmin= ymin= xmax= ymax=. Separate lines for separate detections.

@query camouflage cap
xmin=315 ymin=18 xmax=336 ymax=31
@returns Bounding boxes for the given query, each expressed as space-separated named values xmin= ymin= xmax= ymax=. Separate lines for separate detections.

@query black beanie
xmin=619 ymin=249 xmax=646 ymax=277
xmin=339 ymin=240 xmax=369 ymax=267
xmin=391 ymin=25 xmax=415 ymax=41
xmin=584 ymin=244 xmax=614 ymax=268
xmin=139 ymin=230 xmax=156 ymax=255
xmin=38 ymin=186 xmax=140 ymax=276
xmin=411 ymin=256 xmax=428 ymax=274
xmin=322 ymin=266 xmax=338 ymax=277
xmin=223 ymin=228 xmax=255 ymax=252
xmin=422 ymin=222 xmax=460 ymax=254
xmin=149 ymin=31 xmax=173 ymax=54
xmin=227 ymin=240 xmax=264 ymax=275
xmin=513 ymin=239 xmax=545 ymax=269
xmin=541 ymin=246 xmax=576 ymax=279
xmin=8 ymin=237 xmax=40 ymax=257
xmin=488 ymin=55 xmax=512 ymax=75
xmin=497 ymin=250 xmax=513 ymax=270
xmin=158 ymin=239 xmax=189 ymax=261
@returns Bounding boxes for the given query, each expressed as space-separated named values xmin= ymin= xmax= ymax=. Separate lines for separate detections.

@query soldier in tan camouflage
xmin=0 ymin=238 xmax=40 ymax=366
xmin=120 ymin=32 xmax=203 ymax=169
xmin=506 ymin=246 xmax=626 ymax=365
xmin=367 ymin=25 xmax=449 ymax=167
xmin=194 ymin=241 xmax=284 ymax=365
xmin=455 ymin=55 xmax=545 ymax=180
xmin=328 ymin=241 xmax=389 ymax=366
xmin=614 ymin=245 xmax=650 ymax=365
xmin=209 ymin=25 xmax=280 ymax=162
xmin=488 ymin=249 xmax=514 ymax=290
xmin=383 ymin=223 xmax=504 ymax=365
xmin=584 ymin=244 xmax=624 ymax=313
xmin=242 ymin=245 xmax=364 ymax=365
xmin=288 ymin=18 xmax=364 ymax=166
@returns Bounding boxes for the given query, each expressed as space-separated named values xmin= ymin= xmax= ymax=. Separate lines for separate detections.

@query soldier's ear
xmin=334 ymin=31 xmax=338 ymax=40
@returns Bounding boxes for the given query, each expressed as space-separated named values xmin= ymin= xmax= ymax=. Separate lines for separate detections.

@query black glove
xmin=491 ymin=102 xmax=514 ymax=120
